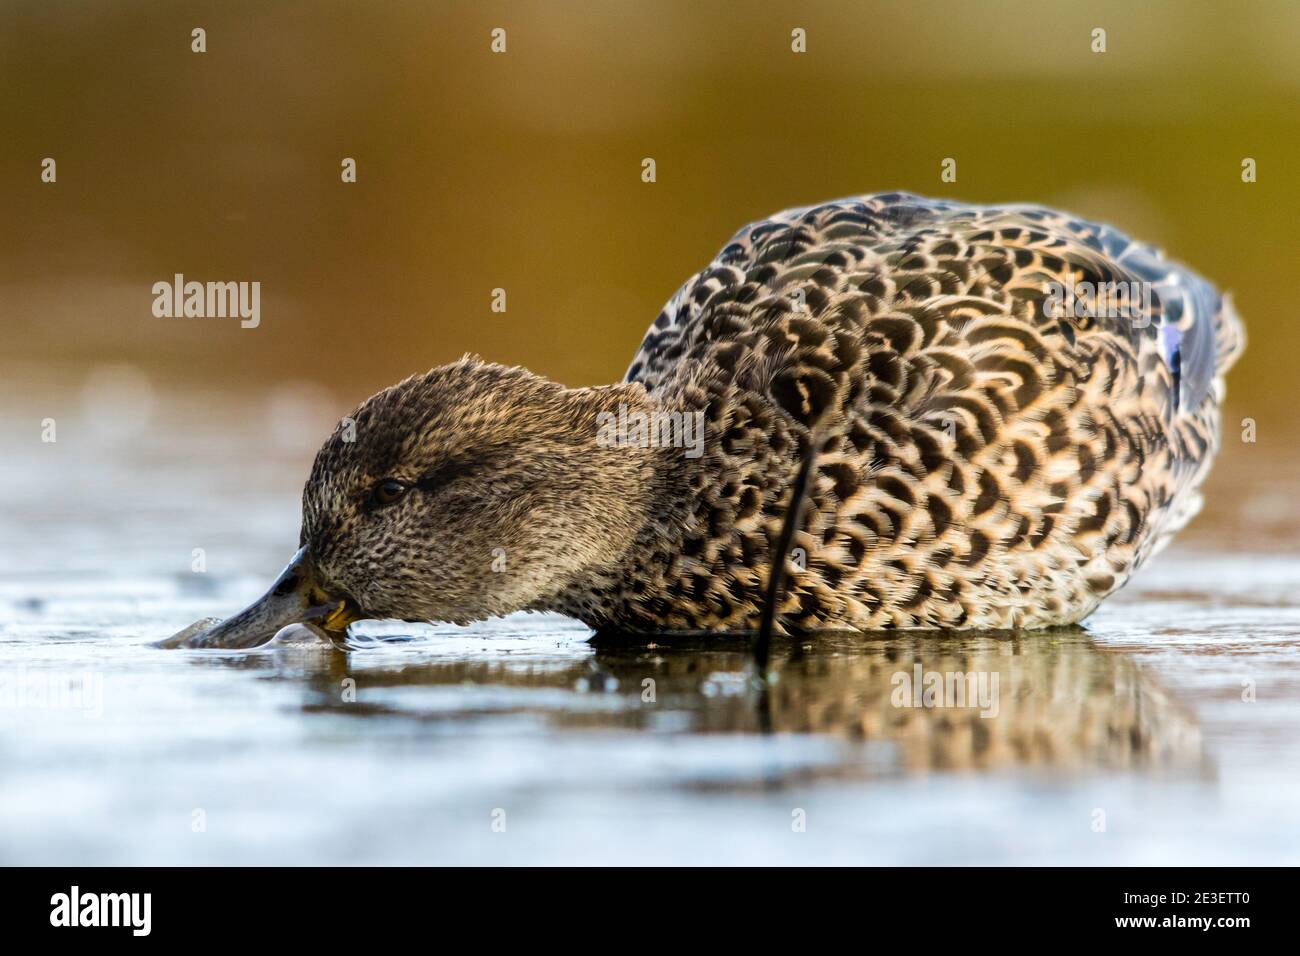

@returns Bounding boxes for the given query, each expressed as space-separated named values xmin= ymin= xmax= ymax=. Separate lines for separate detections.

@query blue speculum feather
xmin=1163 ymin=322 xmax=1184 ymax=409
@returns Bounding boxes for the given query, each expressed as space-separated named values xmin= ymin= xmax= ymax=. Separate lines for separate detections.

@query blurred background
xmin=1 ymin=0 xmax=1297 ymax=546
xmin=3 ymin=0 xmax=1300 ymax=867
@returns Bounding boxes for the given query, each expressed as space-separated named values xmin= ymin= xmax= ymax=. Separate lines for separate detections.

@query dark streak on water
xmin=1 ymin=375 xmax=1298 ymax=864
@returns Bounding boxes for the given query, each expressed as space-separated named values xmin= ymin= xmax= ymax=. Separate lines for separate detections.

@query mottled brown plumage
xmin=175 ymin=193 xmax=1244 ymax=647
xmin=593 ymin=193 xmax=1245 ymax=631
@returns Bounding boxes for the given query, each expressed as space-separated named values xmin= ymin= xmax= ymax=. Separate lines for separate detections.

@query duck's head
xmin=173 ymin=357 xmax=668 ymax=648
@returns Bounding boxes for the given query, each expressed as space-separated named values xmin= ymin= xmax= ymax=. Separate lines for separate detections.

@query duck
xmin=167 ymin=192 xmax=1244 ymax=648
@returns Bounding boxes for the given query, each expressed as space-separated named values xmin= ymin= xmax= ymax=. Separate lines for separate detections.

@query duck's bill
xmin=156 ymin=547 xmax=363 ymax=649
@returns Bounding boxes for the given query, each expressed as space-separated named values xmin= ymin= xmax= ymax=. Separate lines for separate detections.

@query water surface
xmin=2 ymin=373 xmax=1297 ymax=864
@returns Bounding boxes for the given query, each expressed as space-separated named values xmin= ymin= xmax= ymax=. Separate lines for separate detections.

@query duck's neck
xmin=530 ymin=382 xmax=707 ymax=629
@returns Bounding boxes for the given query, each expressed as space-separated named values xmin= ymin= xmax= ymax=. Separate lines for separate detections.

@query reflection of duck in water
xmin=756 ymin=631 xmax=1205 ymax=772
xmin=167 ymin=194 xmax=1244 ymax=647
xmin=266 ymin=628 xmax=1203 ymax=774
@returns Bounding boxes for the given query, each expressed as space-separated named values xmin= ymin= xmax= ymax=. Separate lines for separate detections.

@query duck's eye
xmin=371 ymin=479 xmax=408 ymax=507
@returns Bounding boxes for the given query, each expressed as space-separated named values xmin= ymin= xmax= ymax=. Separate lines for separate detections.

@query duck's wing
xmin=988 ymin=200 xmax=1244 ymax=414
xmin=627 ymin=193 xmax=1241 ymax=425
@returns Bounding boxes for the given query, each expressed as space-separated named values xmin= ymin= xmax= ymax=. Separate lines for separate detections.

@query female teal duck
xmin=171 ymin=193 xmax=1244 ymax=647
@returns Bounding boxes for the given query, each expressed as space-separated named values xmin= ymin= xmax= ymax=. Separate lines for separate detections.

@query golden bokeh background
xmin=3 ymin=0 xmax=1296 ymax=415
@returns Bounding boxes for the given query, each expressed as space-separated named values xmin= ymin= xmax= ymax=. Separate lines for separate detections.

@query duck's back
xmin=623 ymin=194 xmax=1243 ymax=630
